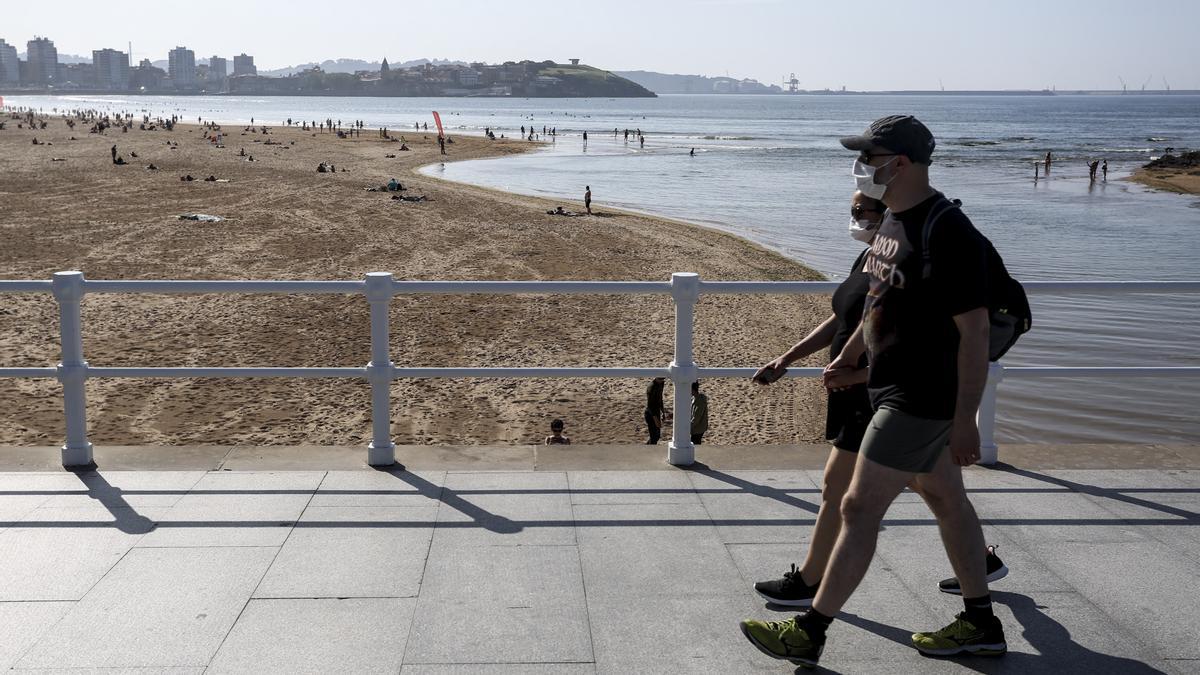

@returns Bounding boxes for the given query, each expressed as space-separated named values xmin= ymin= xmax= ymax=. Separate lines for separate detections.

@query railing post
xmin=977 ymin=361 xmax=1004 ymax=465
xmin=668 ymin=273 xmax=700 ymax=466
xmin=364 ymin=272 xmax=396 ymax=466
xmin=51 ymin=271 xmax=93 ymax=468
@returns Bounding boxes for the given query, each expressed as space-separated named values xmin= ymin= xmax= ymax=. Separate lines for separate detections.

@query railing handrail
xmin=1 ymin=272 xmax=1198 ymax=468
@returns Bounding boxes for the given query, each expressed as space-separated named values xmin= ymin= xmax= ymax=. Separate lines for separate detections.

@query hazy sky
xmin=7 ymin=0 xmax=1199 ymax=90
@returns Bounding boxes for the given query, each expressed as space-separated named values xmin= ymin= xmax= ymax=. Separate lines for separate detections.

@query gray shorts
xmin=860 ymin=406 xmax=952 ymax=473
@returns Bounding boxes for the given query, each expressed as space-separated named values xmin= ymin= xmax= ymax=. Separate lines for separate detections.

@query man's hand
xmin=824 ymin=367 xmax=866 ymax=392
xmin=753 ymin=358 xmax=788 ymax=385
xmin=948 ymin=419 xmax=981 ymax=466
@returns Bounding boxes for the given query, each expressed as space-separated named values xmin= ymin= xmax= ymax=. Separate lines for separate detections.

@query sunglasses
xmin=851 ymin=205 xmax=880 ymax=218
xmin=857 ymin=152 xmax=900 ymax=164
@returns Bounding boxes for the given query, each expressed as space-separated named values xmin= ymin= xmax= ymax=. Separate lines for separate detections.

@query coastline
xmin=0 ymin=118 xmax=828 ymax=447
xmin=1127 ymin=167 xmax=1200 ymax=195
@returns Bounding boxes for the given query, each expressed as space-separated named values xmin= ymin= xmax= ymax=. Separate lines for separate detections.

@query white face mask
xmin=852 ymin=157 xmax=898 ymax=200
xmin=849 ymin=217 xmax=878 ymax=242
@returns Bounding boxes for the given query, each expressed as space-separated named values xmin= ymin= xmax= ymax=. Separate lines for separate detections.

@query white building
xmin=168 ymin=46 xmax=196 ymax=87
xmin=92 ymin=48 xmax=130 ymax=90
xmin=26 ymin=37 xmax=58 ymax=84
xmin=0 ymin=39 xmax=19 ymax=85
xmin=233 ymin=53 xmax=256 ymax=76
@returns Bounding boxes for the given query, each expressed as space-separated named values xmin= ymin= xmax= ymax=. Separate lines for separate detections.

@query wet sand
xmin=0 ymin=115 xmax=830 ymax=447
xmin=1128 ymin=167 xmax=1200 ymax=195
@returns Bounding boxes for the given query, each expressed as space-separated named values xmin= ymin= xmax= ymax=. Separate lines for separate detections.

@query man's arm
xmin=949 ymin=307 xmax=990 ymax=466
xmin=753 ymin=313 xmax=838 ymax=384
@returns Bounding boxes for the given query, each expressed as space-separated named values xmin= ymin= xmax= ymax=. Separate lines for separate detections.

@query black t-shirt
xmin=861 ymin=193 xmax=989 ymax=419
xmin=826 ymin=249 xmax=873 ymax=443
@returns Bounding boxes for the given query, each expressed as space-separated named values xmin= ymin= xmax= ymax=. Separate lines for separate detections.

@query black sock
xmin=963 ymin=594 xmax=994 ymax=625
xmin=797 ymin=608 xmax=835 ymax=638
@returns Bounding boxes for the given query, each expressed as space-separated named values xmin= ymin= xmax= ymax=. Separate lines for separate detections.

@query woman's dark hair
xmin=550 ymin=418 xmax=564 ymax=430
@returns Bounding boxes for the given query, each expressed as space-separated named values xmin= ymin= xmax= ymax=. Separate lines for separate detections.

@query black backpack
xmin=920 ymin=195 xmax=1032 ymax=361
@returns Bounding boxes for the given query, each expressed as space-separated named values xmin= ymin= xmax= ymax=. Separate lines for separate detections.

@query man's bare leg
xmin=810 ymin=454 xmax=915 ymax=617
xmin=913 ymin=449 xmax=989 ymax=599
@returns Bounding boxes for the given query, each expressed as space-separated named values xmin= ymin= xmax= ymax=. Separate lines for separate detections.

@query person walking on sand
xmin=741 ymin=115 xmax=1008 ymax=669
xmin=749 ymin=189 xmax=1009 ymax=612
xmin=544 ymin=418 xmax=571 ymax=445
xmin=584 ymin=185 xmax=592 ymax=214
xmin=438 ymin=135 xmax=446 ymax=155
xmin=690 ymin=381 xmax=708 ymax=445
xmin=645 ymin=377 xmax=666 ymax=445
xmin=110 ymin=144 xmax=117 ymax=164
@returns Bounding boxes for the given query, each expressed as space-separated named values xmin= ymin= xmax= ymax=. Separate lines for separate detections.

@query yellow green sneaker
xmin=739 ymin=616 xmax=824 ymax=668
xmin=911 ymin=612 xmax=1007 ymax=657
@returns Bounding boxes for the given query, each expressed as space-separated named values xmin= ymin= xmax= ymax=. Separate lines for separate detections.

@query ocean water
xmin=7 ymin=93 xmax=1200 ymax=444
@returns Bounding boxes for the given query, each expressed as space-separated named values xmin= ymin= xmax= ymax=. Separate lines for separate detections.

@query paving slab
xmin=308 ymin=469 xmax=446 ymax=508
xmin=568 ymin=470 xmax=700 ymax=505
xmin=207 ymin=598 xmax=416 ymax=673
xmin=37 ymin=470 xmax=206 ymax=509
xmin=403 ymin=658 xmax=595 ymax=667
xmin=688 ymin=469 xmax=821 ymax=544
xmin=136 ymin=471 xmax=323 ymax=547
xmin=0 ymin=505 xmax=163 ymax=600
xmin=405 ymin=544 xmax=592 ymax=665
xmin=16 ymin=546 xmax=278 ymax=669
xmin=254 ymin=505 xmax=437 ymax=599
xmin=574 ymin=503 xmax=744 ymax=598
xmin=0 ymin=601 xmax=75 ymax=670
xmin=1029 ymin=539 xmax=1200 ymax=660
xmin=431 ymin=471 xmax=574 ymax=546
xmin=587 ymin=594 xmax=778 ymax=674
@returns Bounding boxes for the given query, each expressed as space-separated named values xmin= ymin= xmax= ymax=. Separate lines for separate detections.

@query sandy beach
xmin=1128 ymin=167 xmax=1200 ymax=195
xmin=0 ymin=112 xmax=831 ymax=447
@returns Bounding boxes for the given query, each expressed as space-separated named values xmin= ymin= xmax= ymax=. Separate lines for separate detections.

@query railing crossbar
xmin=1 ymin=272 xmax=1197 ymax=469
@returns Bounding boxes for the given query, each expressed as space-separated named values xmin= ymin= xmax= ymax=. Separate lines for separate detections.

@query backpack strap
xmin=920 ymin=194 xmax=963 ymax=279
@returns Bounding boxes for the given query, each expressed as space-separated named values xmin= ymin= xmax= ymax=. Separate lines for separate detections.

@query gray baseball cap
xmin=840 ymin=115 xmax=936 ymax=164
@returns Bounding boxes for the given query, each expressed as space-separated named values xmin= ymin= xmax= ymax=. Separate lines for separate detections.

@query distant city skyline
xmin=4 ymin=0 xmax=1200 ymax=91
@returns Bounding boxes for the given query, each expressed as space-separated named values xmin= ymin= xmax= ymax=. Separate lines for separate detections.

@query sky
xmin=5 ymin=0 xmax=1200 ymax=90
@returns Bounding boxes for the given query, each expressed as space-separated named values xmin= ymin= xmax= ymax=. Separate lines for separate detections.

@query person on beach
xmin=741 ymin=115 xmax=1008 ymax=668
xmin=690 ymin=148 xmax=696 ymax=157
xmin=1045 ymin=151 xmax=1052 ymax=172
xmin=1088 ymin=159 xmax=1100 ymax=182
xmin=584 ymin=185 xmax=592 ymax=214
xmin=1102 ymin=159 xmax=1108 ymax=181
xmin=690 ymin=381 xmax=708 ymax=445
xmin=749 ymin=189 xmax=1008 ymax=611
xmin=544 ymin=418 xmax=571 ymax=445
xmin=645 ymin=377 xmax=666 ymax=444
xmin=111 ymin=144 xmax=117 ymax=163
xmin=438 ymin=136 xmax=446 ymax=155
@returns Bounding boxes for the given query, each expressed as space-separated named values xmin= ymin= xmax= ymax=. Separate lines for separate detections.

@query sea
xmin=6 ymin=93 xmax=1200 ymax=445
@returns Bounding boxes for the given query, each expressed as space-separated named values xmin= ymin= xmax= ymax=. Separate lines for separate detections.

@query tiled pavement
xmin=0 ymin=446 xmax=1198 ymax=674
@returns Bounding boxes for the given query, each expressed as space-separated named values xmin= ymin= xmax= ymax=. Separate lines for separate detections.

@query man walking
xmin=740 ymin=115 xmax=1005 ymax=668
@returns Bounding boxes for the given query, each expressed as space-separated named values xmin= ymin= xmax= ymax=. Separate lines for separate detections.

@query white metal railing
xmin=1 ymin=271 xmax=1199 ymax=469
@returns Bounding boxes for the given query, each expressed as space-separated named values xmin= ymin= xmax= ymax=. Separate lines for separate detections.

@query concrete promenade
xmin=1 ymin=443 xmax=1197 ymax=674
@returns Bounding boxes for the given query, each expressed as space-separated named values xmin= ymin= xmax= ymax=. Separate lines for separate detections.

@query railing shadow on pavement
xmin=3 ymin=467 xmax=1196 ymax=531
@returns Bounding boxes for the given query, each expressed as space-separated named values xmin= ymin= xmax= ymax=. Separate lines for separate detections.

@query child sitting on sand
xmin=544 ymin=419 xmax=571 ymax=445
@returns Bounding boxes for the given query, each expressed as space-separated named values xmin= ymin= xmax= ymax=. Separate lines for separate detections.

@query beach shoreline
xmin=0 ymin=113 xmax=829 ymax=447
xmin=1127 ymin=167 xmax=1200 ymax=195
